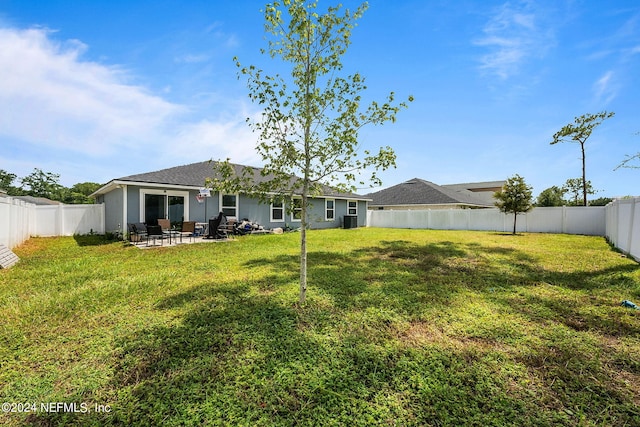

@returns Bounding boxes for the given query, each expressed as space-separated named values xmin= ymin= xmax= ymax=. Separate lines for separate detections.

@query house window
xmin=325 ymin=199 xmax=335 ymax=221
xmin=347 ymin=200 xmax=358 ymax=216
xmin=291 ymin=198 xmax=302 ymax=222
xmin=270 ymin=200 xmax=284 ymax=222
xmin=220 ymin=194 xmax=238 ymax=217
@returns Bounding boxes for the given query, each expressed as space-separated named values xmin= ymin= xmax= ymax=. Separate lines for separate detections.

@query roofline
xmin=91 ymin=180 xmax=372 ymax=201
xmin=368 ymin=202 xmax=493 ymax=208
xmin=91 ymin=180 xmax=202 ymax=197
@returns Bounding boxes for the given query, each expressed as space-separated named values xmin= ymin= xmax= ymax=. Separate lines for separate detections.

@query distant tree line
xmin=535 ymin=178 xmax=612 ymax=207
xmin=0 ymin=168 xmax=100 ymax=204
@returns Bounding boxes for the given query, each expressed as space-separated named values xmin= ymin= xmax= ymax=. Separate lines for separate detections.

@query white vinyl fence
xmin=606 ymin=197 xmax=640 ymax=262
xmin=0 ymin=196 xmax=105 ymax=249
xmin=0 ymin=196 xmax=36 ymax=249
xmin=367 ymin=206 xmax=606 ymax=236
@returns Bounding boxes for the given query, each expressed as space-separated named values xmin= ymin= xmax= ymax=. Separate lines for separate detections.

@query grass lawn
xmin=1 ymin=228 xmax=639 ymax=426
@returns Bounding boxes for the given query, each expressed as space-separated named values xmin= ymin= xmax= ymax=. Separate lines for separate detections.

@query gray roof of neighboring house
xmin=441 ymin=181 xmax=505 ymax=192
xmin=366 ymin=178 xmax=494 ymax=207
xmin=94 ymin=161 xmax=367 ymax=200
xmin=13 ymin=195 xmax=62 ymax=206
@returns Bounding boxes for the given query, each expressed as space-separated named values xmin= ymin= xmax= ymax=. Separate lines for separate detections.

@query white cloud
xmin=593 ymin=70 xmax=619 ymax=105
xmin=0 ymin=27 xmax=185 ymax=155
xmin=174 ymin=53 xmax=210 ymax=64
xmin=0 ymin=26 xmax=260 ymax=182
xmin=474 ymin=2 xmax=556 ymax=79
xmin=169 ymin=116 xmax=261 ymax=166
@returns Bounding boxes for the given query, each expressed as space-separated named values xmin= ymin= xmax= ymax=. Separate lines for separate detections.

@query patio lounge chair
xmin=127 ymin=223 xmax=139 ymax=243
xmin=146 ymin=225 xmax=164 ymax=246
xmin=127 ymin=223 xmax=147 ymax=243
xmin=180 ymin=221 xmax=196 ymax=243
xmin=157 ymin=218 xmax=171 ymax=232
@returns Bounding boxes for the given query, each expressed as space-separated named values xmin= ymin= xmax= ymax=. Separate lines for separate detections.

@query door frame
xmin=139 ymin=189 xmax=190 ymax=223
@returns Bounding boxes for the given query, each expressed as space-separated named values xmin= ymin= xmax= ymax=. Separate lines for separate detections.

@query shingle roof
xmin=98 ymin=161 xmax=365 ymax=200
xmin=441 ymin=181 xmax=505 ymax=191
xmin=117 ymin=161 xmax=235 ymax=187
xmin=366 ymin=178 xmax=493 ymax=207
xmin=13 ymin=195 xmax=62 ymax=206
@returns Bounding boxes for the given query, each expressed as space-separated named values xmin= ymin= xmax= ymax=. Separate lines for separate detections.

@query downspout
xmin=122 ymin=185 xmax=128 ymax=236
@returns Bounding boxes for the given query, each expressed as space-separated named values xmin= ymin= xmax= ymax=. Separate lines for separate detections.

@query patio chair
xmin=157 ymin=218 xmax=171 ymax=232
xmin=134 ymin=222 xmax=147 ymax=239
xmin=146 ymin=225 xmax=164 ymax=246
xmin=127 ymin=223 xmax=139 ymax=243
xmin=179 ymin=221 xmax=196 ymax=243
xmin=127 ymin=223 xmax=147 ymax=243
xmin=205 ymin=212 xmax=228 ymax=239
xmin=223 ymin=216 xmax=238 ymax=235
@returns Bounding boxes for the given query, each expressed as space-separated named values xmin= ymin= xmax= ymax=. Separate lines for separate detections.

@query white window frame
xmin=347 ymin=200 xmax=358 ymax=216
xmin=325 ymin=199 xmax=335 ymax=221
xmin=270 ymin=199 xmax=285 ymax=223
xmin=139 ymin=189 xmax=190 ymax=222
xmin=291 ymin=197 xmax=302 ymax=222
xmin=220 ymin=193 xmax=238 ymax=217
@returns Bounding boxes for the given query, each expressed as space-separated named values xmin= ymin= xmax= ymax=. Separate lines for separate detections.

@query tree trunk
xmin=581 ymin=142 xmax=588 ymax=207
xmin=299 ymin=188 xmax=308 ymax=304
xmin=513 ymin=212 xmax=517 ymax=235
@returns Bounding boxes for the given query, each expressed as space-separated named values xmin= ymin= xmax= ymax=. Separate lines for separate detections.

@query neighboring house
xmin=441 ymin=181 xmax=505 ymax=206
xmin=12 ymin=195 xmax=62 ymax=206
xmin=91 ymin=161 xmax=370 ymax=233
xmin=366 ymin=178 xmax=496 ymax=210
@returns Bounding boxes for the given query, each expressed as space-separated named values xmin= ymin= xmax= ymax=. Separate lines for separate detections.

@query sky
xmin=1 ymin=0 xmax=639 ymax=198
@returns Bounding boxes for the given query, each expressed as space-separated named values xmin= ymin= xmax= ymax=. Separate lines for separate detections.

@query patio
xmin=128 ymin=235 xmax=237 ymax=249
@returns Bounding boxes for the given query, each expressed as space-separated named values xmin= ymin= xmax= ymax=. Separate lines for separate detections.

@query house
xmin=91 ymin=161 xmax=370 ymax=234
xmin=441 ymin=181 xmax=505 ymax=206
xmin=12 ymin=195 xmax=62 ymax=206
xmin=366 ymin=178 xmax=499 ymax=210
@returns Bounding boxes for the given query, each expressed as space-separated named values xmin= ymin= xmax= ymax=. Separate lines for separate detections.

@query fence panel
xmin=526 ymin=208 xmax=564 ymax=233
xmin=606 ymin=198 xmax=640 ymax=262
xmin=0 ymin=196 xmax=35 ymax=249
xmin=33 ymin=204 xmax=105 ymax=237
xmin=468 ymin=209 xmax=504 ymax=231
xmin=33 ymin=205 xmax=61 ymax=237
xmin=564 ymin=207 xmax=606 ymax=236
xmin=1 ymin=197 xmax=105 ymax=249
xmin=368 ymin=206 xmax=607 ymax=236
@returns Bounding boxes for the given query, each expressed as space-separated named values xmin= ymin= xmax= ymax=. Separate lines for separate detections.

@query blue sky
xmin=1 ymin=0 xmax=638 ymax=198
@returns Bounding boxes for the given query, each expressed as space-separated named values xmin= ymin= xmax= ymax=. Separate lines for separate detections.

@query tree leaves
xmin=214 ymin=0 xmax=412 ymax=302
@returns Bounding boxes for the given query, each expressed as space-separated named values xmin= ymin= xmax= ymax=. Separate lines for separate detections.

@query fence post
xmin=627 ymin=199 xmax=636 ymax=255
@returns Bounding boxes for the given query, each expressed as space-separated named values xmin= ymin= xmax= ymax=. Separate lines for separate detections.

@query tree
xmin=0 ymin=170 xmax=21 ymax=195
xmin=616 ymin=153 xmax=640 ymax=170
xmin=20 ymin=168 xmax=64 ymax=199
xmin=217 ymin=0 xmax=412 ymax=303
xmin=63 ymin=182 xmax=101 ymax=204
xmin=550 ymin=111 xmax=614 ymax=206
xmin=494 ymin=174 xmax=533 ymax=235
xmin=536 ymin=186 xmax=566 ymax=207
xmin=615 ymin=133 xmax=639 ymax=170
xmin=588 ymin=196 xmax=613 ymax=206
xmin=563 ymin=177 xmax=595 ymax=206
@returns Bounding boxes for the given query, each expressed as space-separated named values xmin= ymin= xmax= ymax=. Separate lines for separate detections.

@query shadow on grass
xmin=73 ymin=234 xmax=121 ymax=247
xmin=31 ymin=237 xmax=639 ymax=426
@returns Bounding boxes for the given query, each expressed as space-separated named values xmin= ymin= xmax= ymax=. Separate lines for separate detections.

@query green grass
xmin=1 ymin=229 xmax=639 ymax=426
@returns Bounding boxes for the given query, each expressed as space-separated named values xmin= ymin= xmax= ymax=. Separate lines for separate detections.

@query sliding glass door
xmin=141 ymin=190 xmax=189 ymax=226
xmin=168 ymin=196 xmax=185 ymax=227
xmin=144 ymin=194 xmax=166 ymax=225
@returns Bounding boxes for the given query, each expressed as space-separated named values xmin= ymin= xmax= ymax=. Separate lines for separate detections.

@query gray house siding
xmin=98 ymin=185 xmax=367 ymax=234
xmin=92 ymin=161 xmax=371 ymax=233
xmin=99 ymin=187 xmax=123 ymax=234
